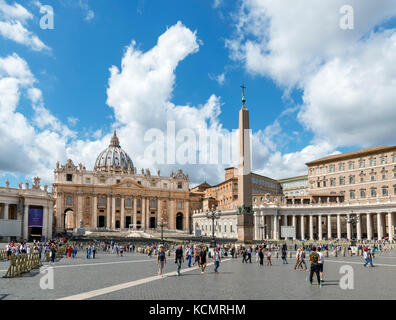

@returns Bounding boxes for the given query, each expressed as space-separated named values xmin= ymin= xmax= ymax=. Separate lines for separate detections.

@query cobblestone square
xmin=1 ymin=248 xmax=395 ymax=300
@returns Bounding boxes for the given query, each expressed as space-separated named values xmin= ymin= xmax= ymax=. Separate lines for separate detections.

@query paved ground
xmin=1 ymin=249 xmax=395 ymax=300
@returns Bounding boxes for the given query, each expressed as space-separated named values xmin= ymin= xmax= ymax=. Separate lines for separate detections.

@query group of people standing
xmin=156 ymin=244 xmax=222 ymax=277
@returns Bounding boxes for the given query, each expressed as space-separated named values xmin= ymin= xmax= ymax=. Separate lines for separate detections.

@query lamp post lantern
xmin=206 ymin=204 xmax=221 ymax=248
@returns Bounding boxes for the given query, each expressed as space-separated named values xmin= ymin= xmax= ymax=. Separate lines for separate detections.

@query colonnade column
xmin=77 ymin=193 xmax=83 ymax=228
xmin=133 ymin=198 xmax=137 ymax=230
xmin=121 ymin=197 xmax=125 ymax=229
xmin=292 ymin=215 xmax=297 ymax=240
xmin=93 ymin=195 xmax=97 ymax=228
xmin=42 ymin=205 xmax=48 ymax=240
xmin=388 ymin=212 xmax=394 ymax=241
xmin=106 ymin=196 xmax=111 ymax=229
xmin=346 ymin=214 xmax=351 ymax=240
xmin=327 ymin=215 xmax=332 ymax=239
xmin=4 ymin=203 xmax=9 ymax=220
xmin=273 ymin=215 xmax=279 ymax=240
xmin=309 ymin=215 xmax=314 ymax=240
xmin=48 ymin=205 xmax=53 ymax=239
xmin=366 ymin=213 xmax=373 ymax=240
xmin=377 ymin=213 xmax=384 ymax=239
xmin=356 ymin=213 xmax=362 ymax=240
xmin=185 ymin=201 xmax=190 ymax=232
xmin=318 ymin=215 xmax=323 ymax=240
xmin=142 ymin=197 xmax=146 ymax=229
xmin=254 ymin=212 xmax=259 ymax=240
xmin=300 ymin=215 xmax=305 ymax=240
xmin=337 ymin=214 xmax=341 ymax=239
xmin=56 ymin=193 xmax=63 ymax=231
xmin=23 ymin=203 xmax=29 ymax=240
xmin=111 ymin=196 xmax=116 ymax=229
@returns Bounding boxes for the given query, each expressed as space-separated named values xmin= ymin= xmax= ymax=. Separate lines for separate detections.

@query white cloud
xmin=227 ymin=0 xmax=396 ymax=172
xmin=212 ymin=0 xmax=223 ymax=9
xmin=0 ymin=0 xmax=49 ymax=51
xmin=0 ymin=53 xmax=72 ymax=183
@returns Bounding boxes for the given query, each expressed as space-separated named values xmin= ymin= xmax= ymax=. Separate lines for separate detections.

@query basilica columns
xmin=292 ymin=215 xmax=296 ymax=240
xmin=356 ymin=213 xmax=362 ymax=240
xmin=318 ymin=215 xmax=323 ymax=240
xmin=111 ymin=196 xmax=116 ymax=229
xmin=56 ymin=194 xmax=63 ymax=230
xmin=133 ymin=198 xmax=137 ymax=230
xmin=309 ymin=215 xmax=314 ymax=240
xmin=346 ymin=214 xmax=351 ymax=239
xmin=327 ymin=215 xmax=332 ymax=239
xmin=300 ymin=215 xmax=305 ymax=240
xmin=4 ymin=203 xmax=9 ymax=220
xmin=121 ymin=197 xmax=125 ymax=229
xmin=367 ymin=213 xmax=373 ymax=240
xmin=142 ymin=197 xmax=146 ymax=229
xmin=337 ymin=214 xmax=341 ymax=239
xmin=273 ymin=215 xmax=279 ymax=240
xmin=106 ymin=197 xmax=111 ymax=229
xmin=93 ymin=195 xmax=97 ymax=228
xmin=23 ymin=202 xmax=29 ymax=239
xmin=387 ymin=212 xmax=394 ymax=241
xmin=377 ymin=212 xmax=384 ymax=239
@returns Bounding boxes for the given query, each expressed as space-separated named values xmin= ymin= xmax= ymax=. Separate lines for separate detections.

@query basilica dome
xmin=94 ymin=131 xmax=134 ymax=172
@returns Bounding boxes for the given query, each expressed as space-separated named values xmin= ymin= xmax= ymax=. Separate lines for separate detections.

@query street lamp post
xmin=157 ymin=217 xmax=167 ymax=245
xmin=344 ymin=210 xmax=359 ymax=246
xmin=206 ymin=204 xmax=221 ymax=248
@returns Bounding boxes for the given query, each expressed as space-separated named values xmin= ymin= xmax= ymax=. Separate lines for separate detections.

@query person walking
xmin=199 ymin=247 xmax=207 ymax=274
xmin=281 ymin=247 xmax=288 ymax=264
xmin=363 ymin=247 xmax=374 ymax=267
xmin=213 ymin=247 xmax=221 ymax=273
xmin=187 ymin=245 xmax=192 ymax=268
xmin=92 ymin=244 xmax=96 ymax=259
xmin=174 ymin=245 xmax=184 ymax=276
xmin=157 ymin=246 xmax=166 ymax=276
xmin=317 ymin=247 xmax=325 ymax=282
xmin=266 ymin=249 xmax=272 ymax=266
xmin=50 ymin=245 xmax=56 ymax=264
xmin=193 ymin=248 xmax=200 ymax=266
xmin=247 ymin=247 xmax=252 ymax=263
xmin=297 ymin=247 xmax=308 ymax=271
xmin=309 ymin=247 xmax=322 ymax=287
xmin=294 ymin=248 xmax=301 ymax=270
xmin=242 ymin=247 xmax=248 ymax=263
xmin=259 ymin=248 xmax=264 ymax=266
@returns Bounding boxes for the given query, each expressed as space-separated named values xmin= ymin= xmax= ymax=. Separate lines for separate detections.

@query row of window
xmin=252 ymin=177 xmax=279 ymax=189
xmin=349 ymin=186 xmax=396 ymax=199
xmin=310 ymin=154 xmax=396 ymax=176
xmin=200 ymin=224 xmax=234 ymax=233
xmin=66 ymin=196 xmax=184 ymax=210
xmin=313 ymin=171 xmax=396 ymax=188
xmin=65 ymin=174 xmax=183 ymax=190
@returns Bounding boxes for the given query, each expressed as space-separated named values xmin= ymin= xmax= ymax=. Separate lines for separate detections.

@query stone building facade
xmin=192 ymin=145 xmax=396 ymax=241
xmin=53 ymin=132 xmax=195 ymax=233
xmin=0 ymin=178 xmax=54 ymax=241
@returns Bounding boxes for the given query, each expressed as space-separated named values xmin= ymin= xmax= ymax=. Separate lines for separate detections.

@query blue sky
xmin=1 ymin=0 xmax=396 ymax=188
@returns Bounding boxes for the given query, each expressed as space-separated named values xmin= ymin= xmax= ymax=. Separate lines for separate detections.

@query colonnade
xmin=254 ymin=211 xmax=395 ymax=241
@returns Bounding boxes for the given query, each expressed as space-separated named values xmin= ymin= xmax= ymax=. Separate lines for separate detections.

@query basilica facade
xmin=53 ymin=131 xmax=201 ymax=234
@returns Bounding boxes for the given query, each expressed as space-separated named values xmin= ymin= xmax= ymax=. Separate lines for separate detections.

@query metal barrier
xmin=3 ymin=252 xmax=42 ymax=278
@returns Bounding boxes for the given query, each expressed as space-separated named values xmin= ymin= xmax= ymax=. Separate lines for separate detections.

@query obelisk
xmin=236 ymin=85 xmax=254 ymax=243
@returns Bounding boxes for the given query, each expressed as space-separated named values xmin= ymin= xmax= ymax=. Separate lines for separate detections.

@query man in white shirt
xmin=317 ymin=248 xmax=325 ymax=282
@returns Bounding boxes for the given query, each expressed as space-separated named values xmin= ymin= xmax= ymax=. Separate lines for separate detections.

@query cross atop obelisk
xmin=241 ymin=84 xmax=246 ymax=108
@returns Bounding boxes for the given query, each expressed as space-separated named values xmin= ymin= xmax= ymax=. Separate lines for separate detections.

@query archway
xmin=115 ymin=220 xmax=120 ymax=229
xmin=176 ymin=212 xmax=183 ymax=230
xmin=136 ymin=221 xmax=141 ymax=229
xmin=64 ymin=209 xmax=75 ymax=230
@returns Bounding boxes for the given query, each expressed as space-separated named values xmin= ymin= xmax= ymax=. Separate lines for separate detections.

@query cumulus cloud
xmin=0 ymin=0 xmax=49 ymax=51
xmin=0 ymin=53 xmax=72 ymax=183
xmin=227 ymin=0 xmax=396 ymax=173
